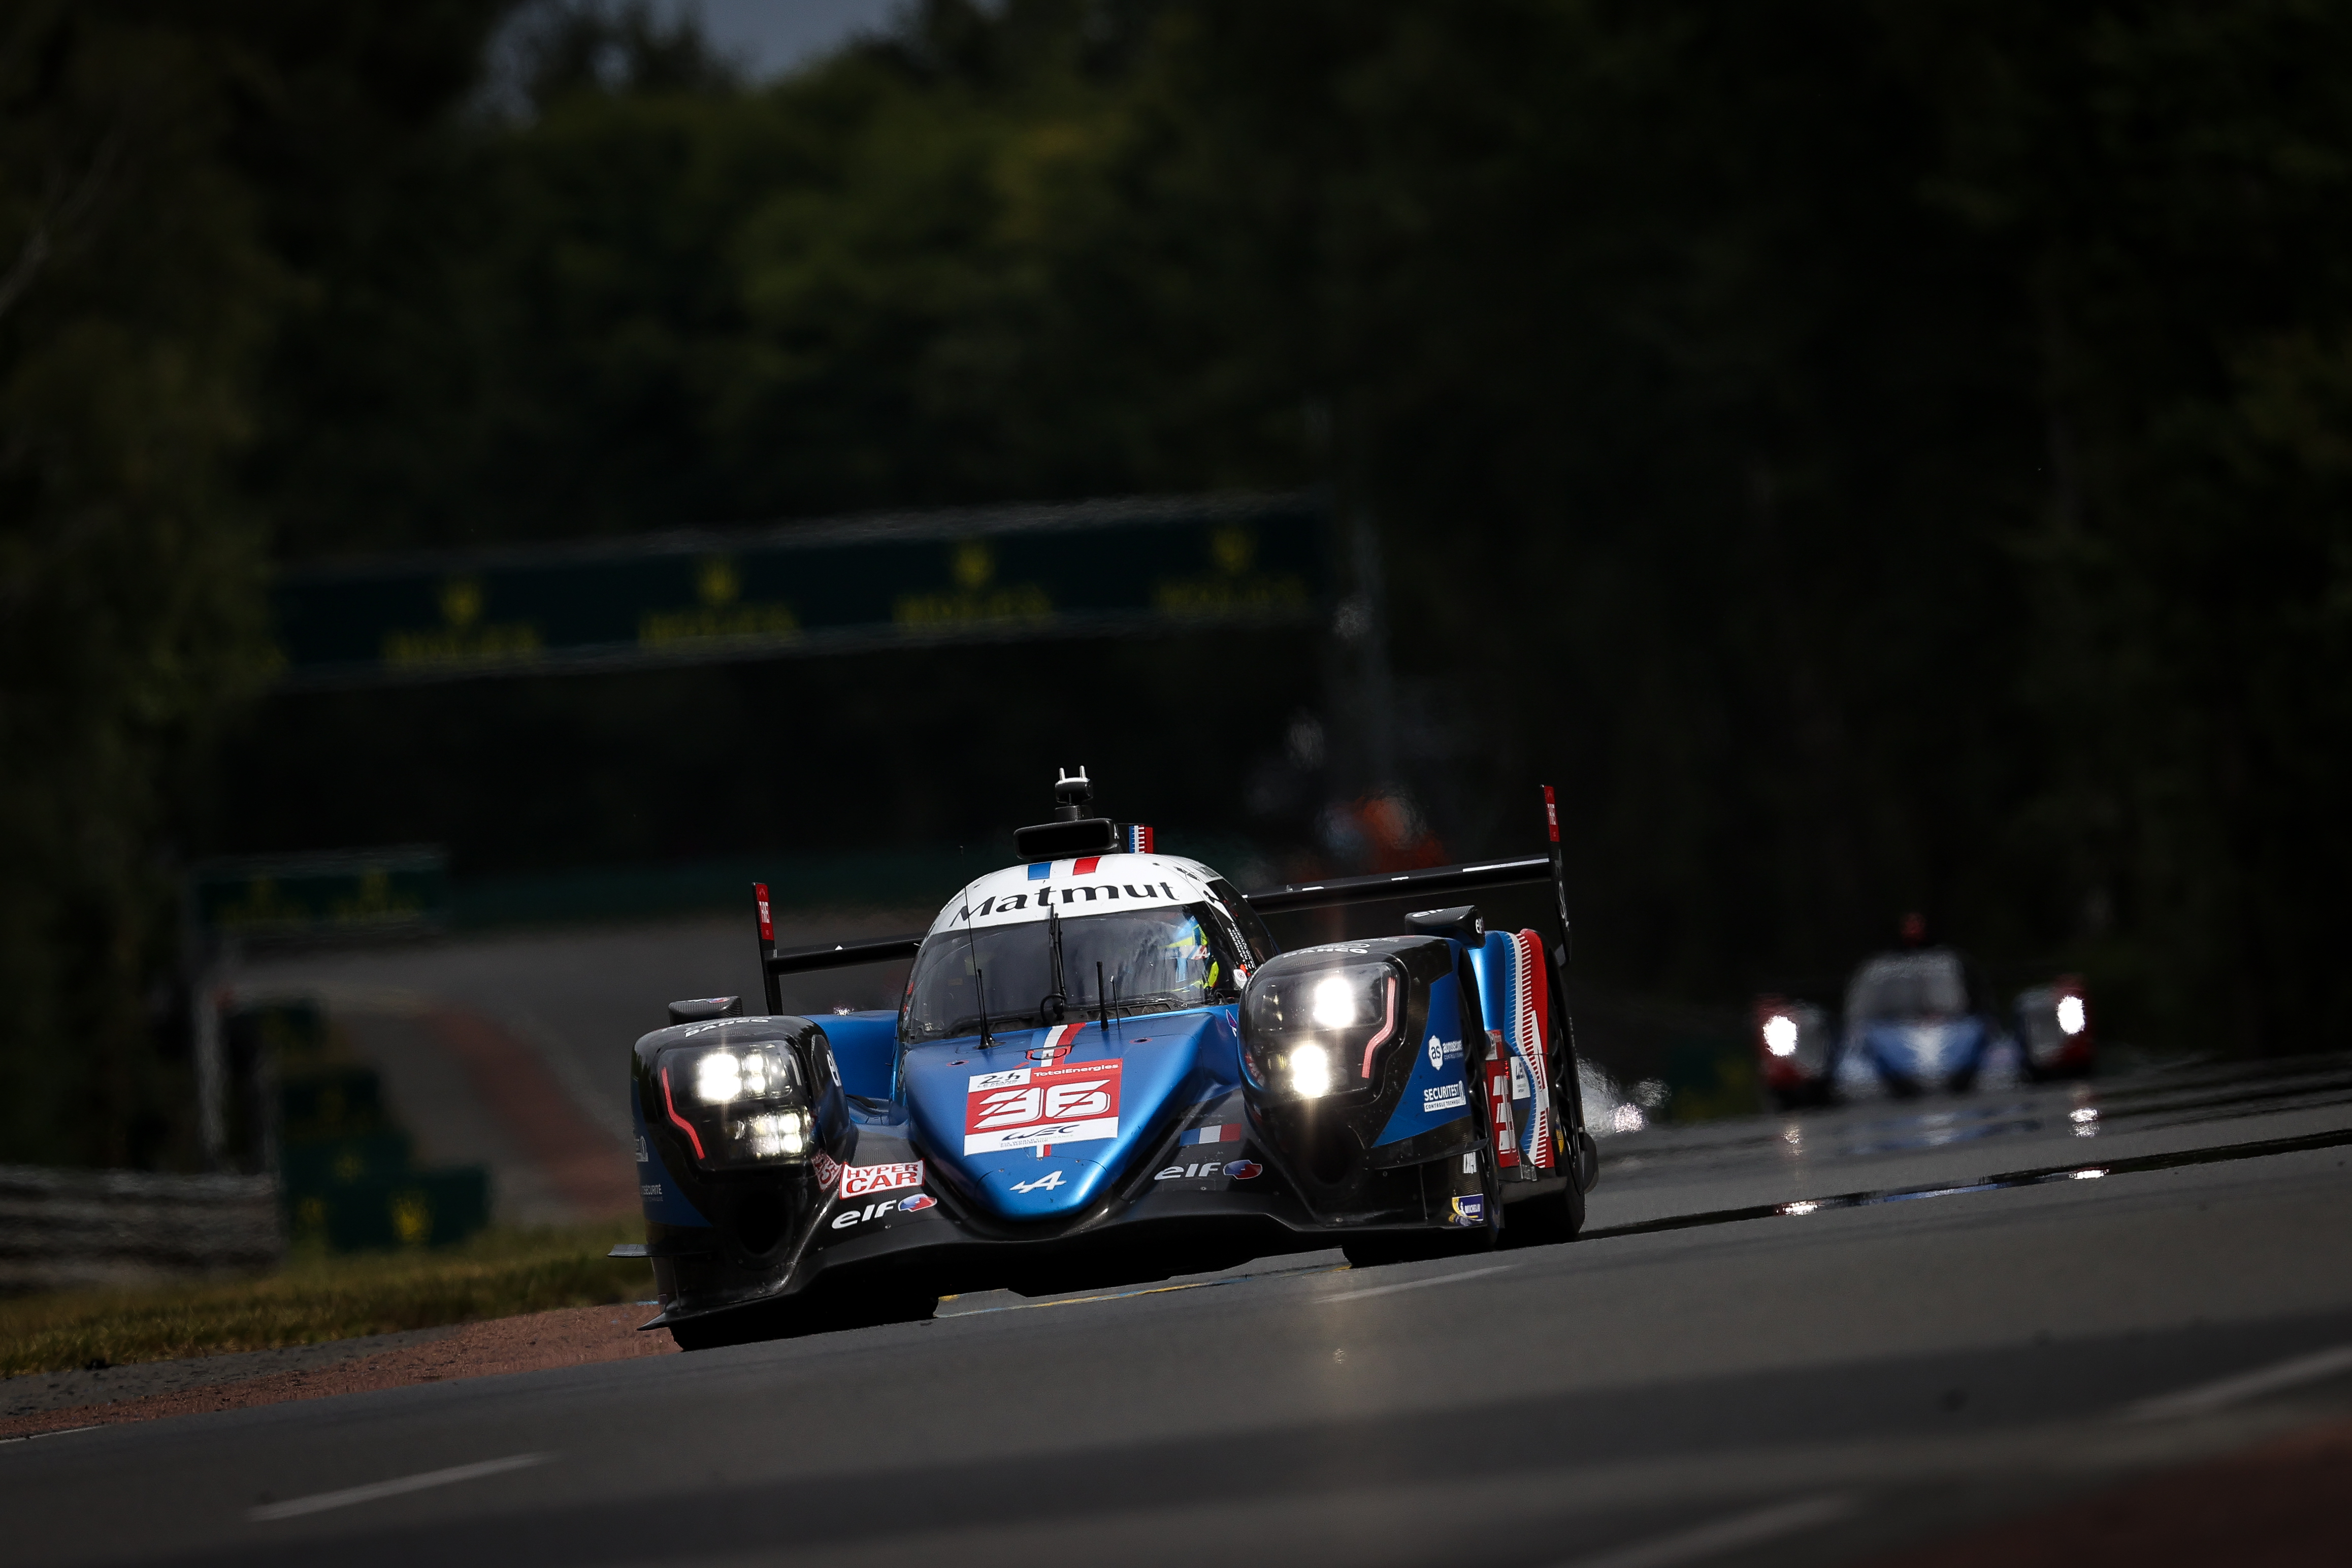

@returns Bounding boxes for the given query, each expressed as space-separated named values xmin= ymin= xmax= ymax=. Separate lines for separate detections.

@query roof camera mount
xmin=1053 ymin=766 xmax=1094 ymax=822
xmin=1016 ymin=767 xmax=1118 ymax=860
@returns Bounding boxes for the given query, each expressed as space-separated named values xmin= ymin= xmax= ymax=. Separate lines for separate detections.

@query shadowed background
xmin=8 ymin=0 xmax=2352 ymax=1171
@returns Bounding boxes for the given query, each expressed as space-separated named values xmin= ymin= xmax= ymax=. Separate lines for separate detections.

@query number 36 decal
xmin=974 ymin=1079 xmax=1113 ymax=1128
xmin=964 ymin=1060 xmax=1124 ymax=1155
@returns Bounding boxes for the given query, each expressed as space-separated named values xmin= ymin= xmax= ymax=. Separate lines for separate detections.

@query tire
xmin=1500 ymin=1172 xmax=1584 ymax=1248
xmin=1547 ymin=980 xmax=1598 ymax=1195
xmin=1500 ymin=1074 xmax=1587 ymax=1248
xmin=1342 ymin=1133 xmax=1502 ymax=1270
xmin=1496 ymin=998 xmax=1593 ymax=1248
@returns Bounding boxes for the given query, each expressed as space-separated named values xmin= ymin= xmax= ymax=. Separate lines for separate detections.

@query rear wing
xmin=750 ymin=884 xmax=923 ymax=1015
xmin=744 ymin=785 xmax=1577 ymax=1013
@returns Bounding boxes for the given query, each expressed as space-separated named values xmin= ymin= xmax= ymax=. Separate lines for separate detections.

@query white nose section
xmin=1902 ymin=1025 xmax=1949 ymax=1070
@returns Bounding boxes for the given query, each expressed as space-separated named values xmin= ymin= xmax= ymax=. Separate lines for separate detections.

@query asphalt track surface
xmin=7 ymin=1055 xmax=2350 ymax=1568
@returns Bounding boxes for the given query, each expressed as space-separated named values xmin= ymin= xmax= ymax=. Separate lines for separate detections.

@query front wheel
xmin=1341 ymin=1141 xmax=1502 ymax=1269
xmin=1500 ymin=1171 xmax=1584 ymax=1248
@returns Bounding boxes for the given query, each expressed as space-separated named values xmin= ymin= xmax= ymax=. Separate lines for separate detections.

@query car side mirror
xmin=1404 ymin=904 xmax=1484 ymax=944
xmin=667 ymin=995 xmax=745 ymax=1026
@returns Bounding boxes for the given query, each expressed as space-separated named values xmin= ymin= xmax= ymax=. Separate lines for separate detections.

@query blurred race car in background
xmin=1755 ymin=920 xmax=2093 ymax=1107
xmin=616 ymin=772 xmax=1600 ymax=1348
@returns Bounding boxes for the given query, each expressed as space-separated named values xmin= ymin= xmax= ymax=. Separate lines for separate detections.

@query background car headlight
xmin=1241 ymin=958 xmax=1401 ymax=1100
xmin=659 ymin=1041 xmax=813 ymax=1167
xmin=2055 ymin=995 xmax=2086 ymax=1035
xmin=1762 ymin=1014 xmax=1799 ymax=1057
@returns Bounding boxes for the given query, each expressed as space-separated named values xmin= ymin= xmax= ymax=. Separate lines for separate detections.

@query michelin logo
xmin=1425 ymin=1035 xmax=1463 ymax=1070
xmin=1423 ymin=1082 xmax=1467 ymax=1113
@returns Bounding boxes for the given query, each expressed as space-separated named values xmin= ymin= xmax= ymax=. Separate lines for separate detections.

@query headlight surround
xmin=1241 ymin=958 xmax=1402 ymax=1100
xmin=658 ymin=1041 xmax=813 ymax=1168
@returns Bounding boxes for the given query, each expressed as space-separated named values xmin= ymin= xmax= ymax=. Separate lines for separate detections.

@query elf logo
xmin=831 ymin=1191 xmax=934 ymax=1229
xmin=1155 ymin=1159 xmax=1263 ymax=1181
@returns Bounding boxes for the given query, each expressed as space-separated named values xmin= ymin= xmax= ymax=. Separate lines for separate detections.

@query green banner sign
xmin=191 ymin=848 xmax=450 ymax=940
xmin=272 ymin=493 xmax=1328 ymax=687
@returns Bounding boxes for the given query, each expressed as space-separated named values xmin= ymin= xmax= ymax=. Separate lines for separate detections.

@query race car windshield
xmin=1847 ymin=951 xmax=1969 ymax=1021
xmin=901 ymin=904 xmax=1240 ymax=1043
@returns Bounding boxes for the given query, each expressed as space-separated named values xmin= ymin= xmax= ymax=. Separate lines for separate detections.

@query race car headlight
xmin=2055 ymin=995 xmax=2086 ymax=1036
xmin=658 ymin=1042 xmax=812 ymax=1168
xmin=1289 ymin=1044 xmax=1334 ymax=1098
xmin=1762 ymin=1014 xmax=1800 ymax=1057
xmin=1240 ymin=959 xmax=1401 ymax=1101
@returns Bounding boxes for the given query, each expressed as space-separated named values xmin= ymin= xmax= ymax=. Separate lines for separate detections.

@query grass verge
xmin=0 ymin=1221 xmax=654 ymax=1379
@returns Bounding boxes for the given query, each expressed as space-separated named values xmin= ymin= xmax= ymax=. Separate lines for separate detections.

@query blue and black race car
xmin=615 ymin=773 xmax=1599 ymax=1348
xmin=1755 ymin=930 xmax=2094 ymax=1108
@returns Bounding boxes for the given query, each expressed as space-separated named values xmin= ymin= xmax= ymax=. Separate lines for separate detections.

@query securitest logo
xmin=1423 ymin=1082 xmax=1467 ymax=1113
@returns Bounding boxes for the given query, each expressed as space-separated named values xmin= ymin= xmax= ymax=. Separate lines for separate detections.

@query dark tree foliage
xmin=0 ymin=0 xmax=512 ymax=1165
xmin=0 ymin=2 xmax=273 ymax=1165
xmin=14 ymin=0 xmax=2352 ymax=1166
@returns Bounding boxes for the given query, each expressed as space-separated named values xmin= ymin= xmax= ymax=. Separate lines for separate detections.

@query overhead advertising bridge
xmin=269 ymin=491 xmax=1331 ymax=688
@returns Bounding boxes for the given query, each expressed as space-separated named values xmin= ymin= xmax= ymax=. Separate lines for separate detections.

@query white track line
xmin=1543 ymin=1494 xmax=1857 ymax=1568
xmin=250 ymin=1453 xmax=552 ymax=1522
xmin=1319 ymin=1263 xmax=1516 ymax=1302
xmin=2125 ymin=1344 xmax=2352 ymax=1422
xmin=0 ymin=1425 xmax=101 ymax=1445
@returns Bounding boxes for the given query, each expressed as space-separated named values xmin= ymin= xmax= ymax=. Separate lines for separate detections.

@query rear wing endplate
xmin=750 ymin=886 xmax=924 ymax=1015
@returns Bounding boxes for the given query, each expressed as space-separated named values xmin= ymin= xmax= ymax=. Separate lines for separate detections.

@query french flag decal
xmin=1121 ymin=824 xmax=1154 ymax=853
xmin=1177 ymin=1124 xmax=1240 ymax=1146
